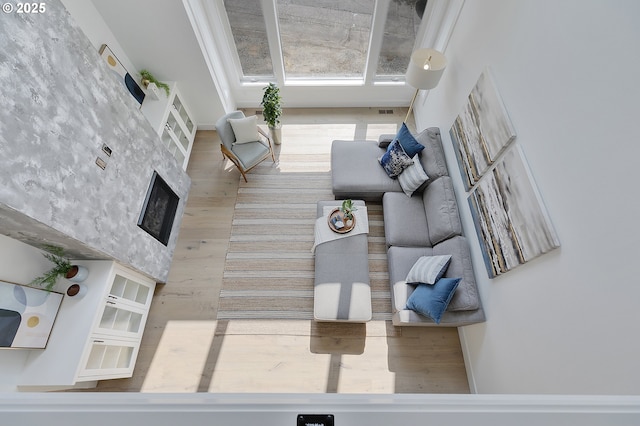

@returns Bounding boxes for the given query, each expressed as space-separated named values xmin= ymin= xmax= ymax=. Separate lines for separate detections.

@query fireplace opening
xmin=137 ymin=171 xmax=179 ymax=246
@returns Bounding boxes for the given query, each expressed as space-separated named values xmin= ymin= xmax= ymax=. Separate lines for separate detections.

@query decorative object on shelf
xmin=0 ymin=280 xmax=63 ymax=349
xmin=139 ymin=69 xmax=170 ymax=97
xmin=29 ymin=245 xmax=88 ymax=292
xmin=66 ymin=265 xmax=89 ymax=283
xmin=404 ymin=48 xmax=446 ymax=123
xmin=468 ymin=145 xmax=560 ymax=278
xmin=260 ymin=82 xmax=283 ymax=144
xmin=98 ymin=44 xmax=145 ymax=105
xmin=145 ymin=82 xmax=161 ymax=100
xmin=66 ymin=283 xmax=88 ymax=299
xmin=450 ymin=67 xmax=516 ymax=190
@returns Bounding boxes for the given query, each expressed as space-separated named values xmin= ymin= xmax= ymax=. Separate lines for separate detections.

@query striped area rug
xmin=218 ymin=136 xmax=392 ymax=320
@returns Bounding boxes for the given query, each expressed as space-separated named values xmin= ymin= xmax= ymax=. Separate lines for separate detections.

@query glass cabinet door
xmin=78 ymin=338 xmax=139 ymax=380
xmin=108 ymin=273 xmax=153 ymax=309
xmin=94 ymin=299 xmax=146 ymax=339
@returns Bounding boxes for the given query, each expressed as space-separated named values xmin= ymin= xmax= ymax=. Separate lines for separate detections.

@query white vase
xmin=270 ymin=126 xmax=282 ymax=145
xmin=66 ymin=265 xmax=89 ymax=283
xmin=66 ymin=283 xmax=87 ymax=299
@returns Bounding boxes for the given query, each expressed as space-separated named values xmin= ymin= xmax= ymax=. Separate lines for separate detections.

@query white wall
xmin=0 ymin=236 xmax=55 ymax=391
xmin=415 ymin=0 xmax=640 ymax=395
xmin=60 ymin=0 xmax=137 ymax=75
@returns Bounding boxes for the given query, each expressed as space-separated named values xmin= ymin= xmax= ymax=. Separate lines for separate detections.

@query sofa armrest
xmin=378 ymin=134 xmax=395 ymax=149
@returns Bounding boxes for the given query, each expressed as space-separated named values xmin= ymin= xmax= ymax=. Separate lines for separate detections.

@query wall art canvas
xmin=0 ymin=281 xmax=63 ymax=349
xmin=450 ymin=68 xmax=516 ymax=190
xmin=468 ymin=145 xmax=560 ymax=277
xmin=99 ymin=44 xmax=145 ymax=105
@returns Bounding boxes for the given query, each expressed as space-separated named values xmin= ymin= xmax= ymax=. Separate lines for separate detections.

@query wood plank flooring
xmin=90 ymin=108 xmax=470 ymax=394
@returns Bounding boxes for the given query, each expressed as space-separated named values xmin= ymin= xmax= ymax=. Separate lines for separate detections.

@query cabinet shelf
xmin=82 ymin=339 xmax=136 ymax=372
xmin=19 ymin=261 xmax=156 ymax=387
xmin=141 ymin=82 xmax=196 ymax=171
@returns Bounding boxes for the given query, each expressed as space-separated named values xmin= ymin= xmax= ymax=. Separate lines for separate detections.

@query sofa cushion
xmin=405 ymin=255 xmax=452 ymax=285
xmin=388 ymin=238 xmax=480 ymax=312
xmin=423 ymin=176 xmax=462 ymax=245
xmin=332 ymin=140 xmax=402 ymax=199
xmin=433 ymin=236 xmax=479 ymax=311
xmin=394 ymin=123 xmax=425 ymax=157
xmin=398 ymin=154 xmax=430 ymax=196
xmin=415 ymin=127 xmax=449 ymax=181
xmin=382 ymin=191 xmax=430 ymax=247
xmin=378 ymin=134 xmax=395 ymax=149
xmin=379 ymin=139 xmax=414 ymax=178
xmin=227 ymin=115 xmax=259 ymax=144
xmin=405 ymin=278 xmax=461 ymax=324
xmin=231 ymin=140 xmax=270 ymax=169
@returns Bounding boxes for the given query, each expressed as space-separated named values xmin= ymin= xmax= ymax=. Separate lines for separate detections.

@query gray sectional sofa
xmin=331 ymin=127 xmax=485 ymax=326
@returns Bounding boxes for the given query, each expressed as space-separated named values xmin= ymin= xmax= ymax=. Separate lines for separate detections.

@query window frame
xmin=216 ymin=0 xmax=429 ymax=87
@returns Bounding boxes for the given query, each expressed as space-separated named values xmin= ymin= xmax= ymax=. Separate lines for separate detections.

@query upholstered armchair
xmin=215 ymin=111 xmax=275 ymax=182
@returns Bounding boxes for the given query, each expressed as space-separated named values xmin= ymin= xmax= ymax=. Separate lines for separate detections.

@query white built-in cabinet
xmin=19 ymin=260 xmax=156 ymax=388
xmin=141 ymin=81 xmax=196 ymax=170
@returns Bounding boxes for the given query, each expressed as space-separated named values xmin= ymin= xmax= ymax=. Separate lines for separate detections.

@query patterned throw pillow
xmin=398 ymin=154 xmax=429 ymax=196
xmin=378 ymin=139 xmax=414 ymax=178
xmin=405 ymin=255 xmax=452 ymax=285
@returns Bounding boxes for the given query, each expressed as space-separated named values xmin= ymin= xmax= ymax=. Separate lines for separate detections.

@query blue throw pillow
xmin=394 ymin=123 xmax=425 ymax=157
xmin=378 ymin=139 xmax=414 ymax=178
xmin=405 ymin=277 xmax=461 ymax=324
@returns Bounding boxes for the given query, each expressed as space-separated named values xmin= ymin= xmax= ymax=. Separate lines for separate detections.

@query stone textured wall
xmin=0 ymin=0 xmax=190 ymax=282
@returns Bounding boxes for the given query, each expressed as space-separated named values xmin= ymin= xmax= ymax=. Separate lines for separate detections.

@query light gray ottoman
xmin=313 ymin=200 xmax=371 ymax=322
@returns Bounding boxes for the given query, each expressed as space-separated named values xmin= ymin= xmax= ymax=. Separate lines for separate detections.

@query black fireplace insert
xmin=137 ymin=171 xmax=179 ymax=246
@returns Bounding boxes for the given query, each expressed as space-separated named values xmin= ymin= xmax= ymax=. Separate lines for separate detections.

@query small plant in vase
xmin=30 ymin=245 xmax=88 ymax=292
xmin=340 ymin=199 xmax=358 ymax=226
xmin=139 ymin=69 xmax=171 ymax=97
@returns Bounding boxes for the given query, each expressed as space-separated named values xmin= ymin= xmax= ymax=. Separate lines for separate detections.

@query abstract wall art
xmin=450 ymin=68 xmax=516 ymax=190
xmin=0 ymin=281 xmax=63 ymax=349
xmin=468 ymin=145 xmax=560 ymax=277
xmin=99 ymin=44 xmax=145 ymax=105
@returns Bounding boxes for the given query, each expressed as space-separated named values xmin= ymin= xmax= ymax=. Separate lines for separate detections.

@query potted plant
xmin=260 ymin=82 xmax=282 ymax=144
xmin=139 ymin=69 xmax=171 ymax=97
xmin=30 ymin=245 xmax=88 ymax=292
xmin=340 ymin=199 xmax=358 ymax=225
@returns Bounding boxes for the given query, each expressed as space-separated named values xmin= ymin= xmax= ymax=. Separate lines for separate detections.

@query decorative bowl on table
xmin=328 ymin=208 xmax=356 ymax=233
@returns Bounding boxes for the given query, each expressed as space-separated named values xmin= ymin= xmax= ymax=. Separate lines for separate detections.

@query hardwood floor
xmin=91 ymin=108 xmax=470 ymax=394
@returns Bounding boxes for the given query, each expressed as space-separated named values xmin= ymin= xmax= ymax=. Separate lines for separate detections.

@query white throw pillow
xmin=398 ymin=154 xmax=429 ymax=196
xmin=228 ymin=115 xmax=259 ymax=144
xmin=405 ymin=255 xmax=452 ymax=285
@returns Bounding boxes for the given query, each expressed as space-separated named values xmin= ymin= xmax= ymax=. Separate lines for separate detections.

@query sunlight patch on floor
xmin=141 ymin=320 xmax=217 ymax=392
xmin=206 ymin=319 xmax=396 ymax=393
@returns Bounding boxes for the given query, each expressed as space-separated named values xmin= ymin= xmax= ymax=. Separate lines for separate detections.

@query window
xmin=222 ymin=0 xmax=424 ymax=83
xmin=223 ymin=0 xmax=274 ymax=78
xmin=376 ymin=0 xmax=424 ymax=77
xmin=277 ymin=0 xmax=375 ymax=79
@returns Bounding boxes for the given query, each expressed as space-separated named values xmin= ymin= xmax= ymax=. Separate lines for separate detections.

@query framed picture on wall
xmin=468 ymin=145 xmax=560 ymax=277
xmin=99 ymin=44 xmax=146 ymax=105
xmin=450 ymin=68 xmax=516 ymax=190
xmin=0 ymin=281 xmax=63 ymax=349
